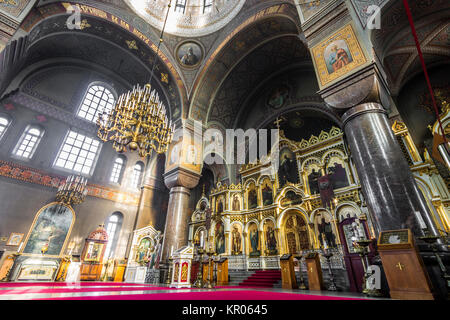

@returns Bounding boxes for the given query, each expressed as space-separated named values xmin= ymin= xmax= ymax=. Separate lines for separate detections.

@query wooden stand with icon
xmin=202 ymin=260 xmax=213 ymax=283
xmin=280 ymin=254 xmax=298 ymax=289
xmin=305 ymin=252 xmax=324 ymax=291
xmin=80 ymin=225 xmax=108 ymax=281
xmin=113 ymin=259 xmax=127 ymax=282
xmin=377 ymin=229 xmax=434 ymax=300
xmin=216 ymin=258 xmax=228 ymax=286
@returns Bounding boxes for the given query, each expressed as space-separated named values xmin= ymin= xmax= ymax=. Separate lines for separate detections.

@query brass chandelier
xmin=97 ymin=84 xmax=175 ymax=157
xmin=56 ymin=175 xmax=88 ymax=206
xmin=97 ymin=0 xmax=175 ymax=158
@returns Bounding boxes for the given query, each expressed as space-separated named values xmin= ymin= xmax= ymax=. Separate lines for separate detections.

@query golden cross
xmin=274 ymin=117 xmax=283 ymax=130
xmin=395 ymin=262 xmax=405 ymax=271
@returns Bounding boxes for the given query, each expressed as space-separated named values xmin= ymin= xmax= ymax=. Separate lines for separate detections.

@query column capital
xmin=318 ymin=64 xmax=391 ymax=111
xmin=164 ymin=167 xmax=201 ymax=190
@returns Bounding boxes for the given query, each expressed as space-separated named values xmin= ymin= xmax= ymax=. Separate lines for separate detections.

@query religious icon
xmin=217 ymin=198 xmax=224 ymax=214
xmin=327 ymin=162 xmax=349 ymax=189
xmin=278 ymin=148 xmax=299 ymax=188
xmin=215 ymin=222 xmax=225 ymax=254
xmin=248 ymin=185 xmax=258 ymax=209
xmin=308 ymin=168 xmax=322 ymax=195
xmin=6 ymin=233 xmax=24 ymax=246
xmin=315 ymin=214 xmax=337 ymax=248
xmin=261 ymin=180 xmax=273 ymax=206
xmin=177 ymin=42 xmax=203 ymax=67
xmin=231 ymin=225 xmax=242 ymax=255
xmin=280 ymin=190 xmax=302 ymax=207
xmin=324 ymin=40 xmax=353 ymax=74
xmin=23 ymin=203 xmax=73 ymax=256
xmin=249 ymin=224 xmax=260 ymax=257
xmin=135 ymin=237 xmax=152 ymax=264
xmin=232 ymin=194 xmax=240 ymax=211
xmin=264 ymin=221 xmax=277 ymax=255
xmin=267 ymin=86 xmax=289 ymax=109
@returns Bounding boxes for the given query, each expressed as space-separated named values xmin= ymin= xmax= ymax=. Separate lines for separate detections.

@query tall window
xmin=13 ymin=126 xmax=43 ymax=159
xmin=131 ymin=162 xmax=144 ymax=189
xmin=104 ymin=212 xmax=123 ymax=259
xmin=77 ymin=84 xmax=115 ymax=123
xmin=110 ymin=156 xmax=125 ymax=184
xmin=175 ymin=0 xmax=186 ymax=13
xmin=203 ymin=0 xmax=213 ymax=13
xmin=0 ymin=116 xmax=10 ymax=140
xmin=54 ymin=130 xmax=101 ymax=175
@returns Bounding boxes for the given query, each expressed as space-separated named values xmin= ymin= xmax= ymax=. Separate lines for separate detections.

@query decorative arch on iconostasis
xmin=278 ymin=209 xmax=311 ymax=255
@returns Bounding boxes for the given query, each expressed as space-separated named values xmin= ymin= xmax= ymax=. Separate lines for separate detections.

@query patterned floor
xmin=0 ymin=282 xmax=372 ymax=300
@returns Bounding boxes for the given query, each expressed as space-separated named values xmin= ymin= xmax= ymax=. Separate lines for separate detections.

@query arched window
xmin=175 ymin=0 xmax=186 ymax=13
xmin=131 ymin=162 xmax=144 ymax=189
xmin=0 ymin=116 xmax=10 ymax=140
xmin=13 ymin=126 xmax=43 ymax=159
xmin=110 ymin=156 xmax=125 ymax=184
xmin=104 ymin=212 xmax=123 ymax=259
xmin=77 ymin=84 xmax=115 ymax=123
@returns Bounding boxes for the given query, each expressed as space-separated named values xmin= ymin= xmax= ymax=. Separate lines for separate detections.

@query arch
xmin=336 ymin=203 xmax=362 ymax=223
xmin=13 ymin=124 xmax=45 ymax=159
xmin=104 ymin=211 xmax=124 ymax=259
xmin=278 ymin=208 xmax=313 ymax=254
xmin=0 ymin=113 xmax=11 ymax=140
xmin=77 ymin=82 xmax=117 ymax=123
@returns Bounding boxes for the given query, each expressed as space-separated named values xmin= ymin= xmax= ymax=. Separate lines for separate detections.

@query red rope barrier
xmin=402 ymin=0 xmax=447 ymax=144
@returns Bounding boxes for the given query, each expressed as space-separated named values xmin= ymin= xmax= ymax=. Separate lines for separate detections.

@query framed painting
xmin=21 ymin=202 xmax=75 ymax=257
xmin=6 ymin=233 xmax=24 ymax=246
xmin=311 ymin=23 xmax=367 ymax=88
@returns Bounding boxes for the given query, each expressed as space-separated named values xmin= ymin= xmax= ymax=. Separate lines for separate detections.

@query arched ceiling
xmin=208 ymin=35 xmax=311 ymax=128
xmin=188 ymin=5 xmax=302 ymax=123
xmin=7 ymin=13 xmax=184 ymax=119
xmin=372 ymin=0 xmax=450 ymax=94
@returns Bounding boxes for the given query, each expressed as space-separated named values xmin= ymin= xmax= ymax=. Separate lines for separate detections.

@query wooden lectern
xmin=305 ymin=252 xmax=324 ymax=291
xmin=377 ymin=229 xmax=434 ymax=300
xmin=280 ymin=254 xmax=298 ymax=289
xmin=216 ymin=258 xmax=228 ymax=286
xmin=113 ymin=259 xmax=127 ymax=282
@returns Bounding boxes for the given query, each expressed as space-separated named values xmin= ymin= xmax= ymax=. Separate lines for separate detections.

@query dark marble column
xmin=160 ymin=186 xmax=191 ymax=262
xmin=342 ymin=103 xmax=438 ymax=237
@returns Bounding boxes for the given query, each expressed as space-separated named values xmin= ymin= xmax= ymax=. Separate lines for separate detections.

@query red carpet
xmin=34 ymin=290 xmax=364 ymax=300
xmin=0 ymin=282 xmax=148 ymax=287
xmin=239 ymin=270 xmax=281 ymax=288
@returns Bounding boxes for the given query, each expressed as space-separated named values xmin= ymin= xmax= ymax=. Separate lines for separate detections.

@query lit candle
xmin=414 ymin=211 xmax=427 ymax=229
xmin=323 ymin=239 xmax=328 ymax=250
xmin=170 ymin=245 xmax=174 ymax=256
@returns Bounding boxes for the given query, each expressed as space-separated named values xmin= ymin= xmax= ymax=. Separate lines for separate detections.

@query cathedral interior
xmin=0 ymin=0 xmax=449 ymax=302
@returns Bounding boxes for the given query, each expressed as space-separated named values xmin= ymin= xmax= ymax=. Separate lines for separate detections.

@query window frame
xmin=131 ymin=162 xmax=144 ymax=190
xmin=175 ymin=0 xmax=187 ymax=13
xmin=12 ymin=125 xmax=44 ymax=161
xmin=0 ymin=114 xmax=11 ymax=141
xmin=110 ymin=155 xmax=126 ymax=185
xmin=53 ymin=129 xmax=102 ymax=177
xmin=76 ymin=82 xmax=117 ymax=124
xmin=203 ymin=0 xmax=213 ymax=13
xmin=103 ymin=212 xmax=123 ymax=260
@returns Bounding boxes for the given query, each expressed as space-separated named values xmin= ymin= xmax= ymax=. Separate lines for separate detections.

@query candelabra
xmin=97 ymin=84 xmax=175 ymax=158
xmin=165 ymin=257 xmax=173 ymax=285
xmin=355 ymin=239 xmax=382 ymax=297
xmin=56 ymin=175 xmax=88 ymax=206
xmin=193 ymin=248 xmax=204 ymax=288
xmin=419 ymin=230 xmax=450 ymax=292
xmin=295 ymin=254 xmax=307 ymax=290
xmin=205 ymin=248 xmax=215 ymax=289
xmin=322 ymin=248 xmax=337 ymax=291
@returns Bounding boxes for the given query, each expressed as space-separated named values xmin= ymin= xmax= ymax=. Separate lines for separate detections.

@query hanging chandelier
xmin=56 ymin=175 xmax=88 ymax=206
xmin=97 ymin=84 xmax=175 ymax=157
xmin=97 ymin=0 xmax=175 ymax=158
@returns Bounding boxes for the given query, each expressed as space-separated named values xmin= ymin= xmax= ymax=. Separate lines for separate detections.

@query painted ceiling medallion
xmin=124 ymin=0 xmax=246 ymax=37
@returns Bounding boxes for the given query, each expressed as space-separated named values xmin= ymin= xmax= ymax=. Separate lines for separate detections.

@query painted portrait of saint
xmin=177 ymin=42 xmax=203 ymax=67
xmin=232 ymin=194 xmax=240 ymax=211
xmin=215 ymin=222 xmax=225 ymax=254
xmin=261 ymin=180 xmax=273 ymax=206
xmin=231 ymin=224 xmax=242 ymax=255
xmin=267 ymin=86 xmax=289 ymax=109
xmin=249 ymin=224 xmax=260 ymax=257
xmin=248 ymin=185 xmax=258 ymax=209
xmin=278 ymin=148 xmax=299 ymax=188
xmin=324 ymin=40 xmax=353 ymax=74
